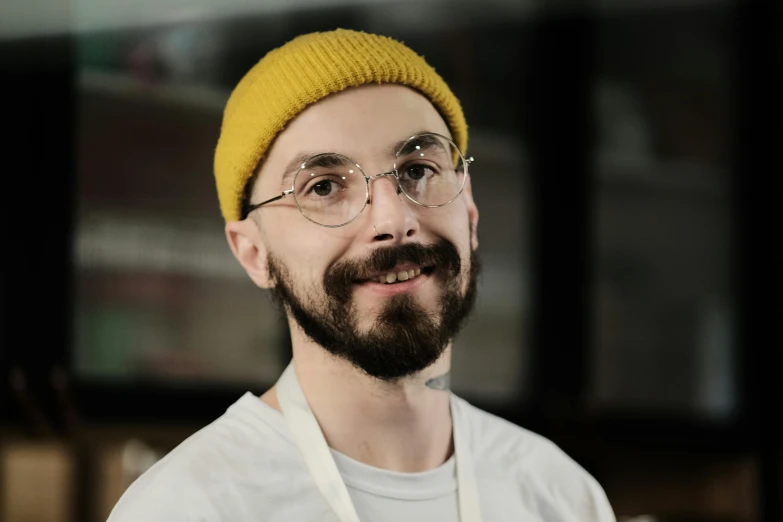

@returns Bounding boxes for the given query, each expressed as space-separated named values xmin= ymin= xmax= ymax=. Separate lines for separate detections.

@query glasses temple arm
xmin=245 ymin=189 xmax=294 ymax=214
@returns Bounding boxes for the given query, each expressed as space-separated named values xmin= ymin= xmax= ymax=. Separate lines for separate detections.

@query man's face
xmin=231 ymin=84 xmax=480 ymax=382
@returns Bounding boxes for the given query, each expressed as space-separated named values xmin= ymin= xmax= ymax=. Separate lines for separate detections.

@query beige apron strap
xmin=277 ymin=361 xmax=484 ymax=522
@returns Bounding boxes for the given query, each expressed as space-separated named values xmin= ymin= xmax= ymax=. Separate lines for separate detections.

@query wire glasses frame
xmin=243 ymin=132 xmax=475 ymax=228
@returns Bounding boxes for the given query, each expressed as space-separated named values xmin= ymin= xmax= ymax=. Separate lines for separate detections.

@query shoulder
xmin=453 ymin=396 xmax=616 ymax=522
xmin=107 ymin=393 xmax=299 ymax=522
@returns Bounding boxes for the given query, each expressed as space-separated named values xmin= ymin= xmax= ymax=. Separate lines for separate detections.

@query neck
xmin=268 ymin=329 xmax=454 ymax=473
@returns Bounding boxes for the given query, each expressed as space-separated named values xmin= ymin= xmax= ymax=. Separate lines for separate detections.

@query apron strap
xmin=451 ymin=394 xmax=483 ymax=522
xmin=277 ymin=363 xmax=362 ymax=522
xmin=276 ymin=362 xmax=484 ymax=522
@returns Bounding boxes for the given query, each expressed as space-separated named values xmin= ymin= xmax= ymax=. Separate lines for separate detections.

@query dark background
xmin=2 ymin=0 xmax=781 ymax=521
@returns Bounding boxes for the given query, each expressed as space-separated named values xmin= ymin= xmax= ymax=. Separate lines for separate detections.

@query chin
xmin=358 ymin=293 xmax=436 ymax=320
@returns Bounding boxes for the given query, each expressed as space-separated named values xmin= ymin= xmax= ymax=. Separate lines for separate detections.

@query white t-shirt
xmin=108 ymin=392 xmax=616 ymax=522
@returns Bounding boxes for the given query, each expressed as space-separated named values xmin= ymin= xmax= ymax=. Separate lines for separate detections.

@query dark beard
xmin=267 ymin=239 xmax=480 ymax=382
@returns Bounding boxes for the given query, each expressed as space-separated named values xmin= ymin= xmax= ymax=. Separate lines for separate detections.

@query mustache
xmin=324 ymin=240 xmax=462 ymax=302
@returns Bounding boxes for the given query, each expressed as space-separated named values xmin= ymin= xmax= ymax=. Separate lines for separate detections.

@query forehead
xmin=257 ymin=85 xmax=452 ymax=185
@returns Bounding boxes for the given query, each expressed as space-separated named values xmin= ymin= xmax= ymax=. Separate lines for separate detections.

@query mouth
xmin=357 ymin=264 xmax=436 ymax=285
xmin=353 ymin=265 xmax=434 ymax=297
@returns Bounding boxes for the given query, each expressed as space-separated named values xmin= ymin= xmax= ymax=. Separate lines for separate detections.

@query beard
xmin=266 ymin=239 xmax=480 ymax=382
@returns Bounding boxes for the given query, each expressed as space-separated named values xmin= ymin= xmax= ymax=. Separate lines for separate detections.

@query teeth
xmin=374 ymin=268 xmax=426 ymax=284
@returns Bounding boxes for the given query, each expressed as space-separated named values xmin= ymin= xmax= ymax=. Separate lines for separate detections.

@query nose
xmin=366 ymin=172 xmax=419 ymax=242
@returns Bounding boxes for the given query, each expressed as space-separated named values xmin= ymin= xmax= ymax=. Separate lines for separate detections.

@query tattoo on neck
xmin=425 ymin=372 xmax=451 ymax=391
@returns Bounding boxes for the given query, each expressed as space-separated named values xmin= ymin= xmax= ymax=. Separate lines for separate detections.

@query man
xmin=108 ymin=29 xmax=616 ymax=522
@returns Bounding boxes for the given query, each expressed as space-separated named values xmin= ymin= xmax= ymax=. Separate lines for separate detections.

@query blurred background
xmin=1 ymin=0 xmax=781 ymax=520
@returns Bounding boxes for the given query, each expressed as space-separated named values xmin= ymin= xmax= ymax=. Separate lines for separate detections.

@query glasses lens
xmin=293 ymin=153 xmax=367 ymax=226
xmin=395 ymin=134 xmax=467 ymax=207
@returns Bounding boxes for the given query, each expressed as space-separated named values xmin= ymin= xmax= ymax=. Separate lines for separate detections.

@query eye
xmin=403 ymin=164 xmax=437 ymax=181
xmin=312 ymin=179 xmax=334 ymax=196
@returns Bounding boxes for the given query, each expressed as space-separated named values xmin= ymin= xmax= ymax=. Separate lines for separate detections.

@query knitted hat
xmin=213 ymin=28 xmax=468 ymax=221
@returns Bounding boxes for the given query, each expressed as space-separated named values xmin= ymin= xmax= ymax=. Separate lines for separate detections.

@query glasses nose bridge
xmin=366 ymin=170 xmax=402 ymax=195
xmin=367 ymin=170 xmax=397 ymax=182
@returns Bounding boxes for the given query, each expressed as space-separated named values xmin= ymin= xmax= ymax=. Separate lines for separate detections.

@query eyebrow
xmin=278 ymin=130 xmax=440 ymax=188
xmin=280 ymin=152 xmax=319 ymax=188
xmin=396 ymin=133 xmax=448 ymax=156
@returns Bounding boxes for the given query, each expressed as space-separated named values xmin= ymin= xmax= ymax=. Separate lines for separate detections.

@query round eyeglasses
xmin=244 ymin=132 xmax=474 ymax=228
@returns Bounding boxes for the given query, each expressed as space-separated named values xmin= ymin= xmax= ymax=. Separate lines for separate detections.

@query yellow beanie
xmin=214 ymin=28 xmax=468 ymax=222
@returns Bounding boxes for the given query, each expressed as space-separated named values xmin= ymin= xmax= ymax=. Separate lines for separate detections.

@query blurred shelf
xmin=597 ymin=0 xmax=732 ymax=13
xmin=597 ymin=152 xmax=728 ymax=196
xmin=74 ymin=213 xmax=246 ymax=280
xmin=78 ymin=70 xmax=229 ymax=114
xmin=6 ymin=0 xmax=537 ymax=39
xmin=69 ymin=378 xmax=268 ymax=424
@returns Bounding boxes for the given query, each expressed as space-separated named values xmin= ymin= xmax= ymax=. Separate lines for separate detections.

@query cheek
xmin=424 ymin=204 xmax=472 ymax=247
xmin=437 ymin=206 xmax=474 ymax=277
xmin=269 ymin=219 xmax=349 ymax=283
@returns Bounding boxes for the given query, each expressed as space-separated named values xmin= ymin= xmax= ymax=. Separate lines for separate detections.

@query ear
xmin=225 ymin=219 xmax=274 ymax=289
xmin=463 ymin=175 xmax=479 ymax=251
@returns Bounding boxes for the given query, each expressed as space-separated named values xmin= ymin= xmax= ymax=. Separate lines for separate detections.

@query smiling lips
xmin=356 ymin=264 xmax=430 ymax=285
xmin=353 ymin=265 xmax=433 ymax=296
xmin=376 ymin=267 xmax=422 ymax=284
